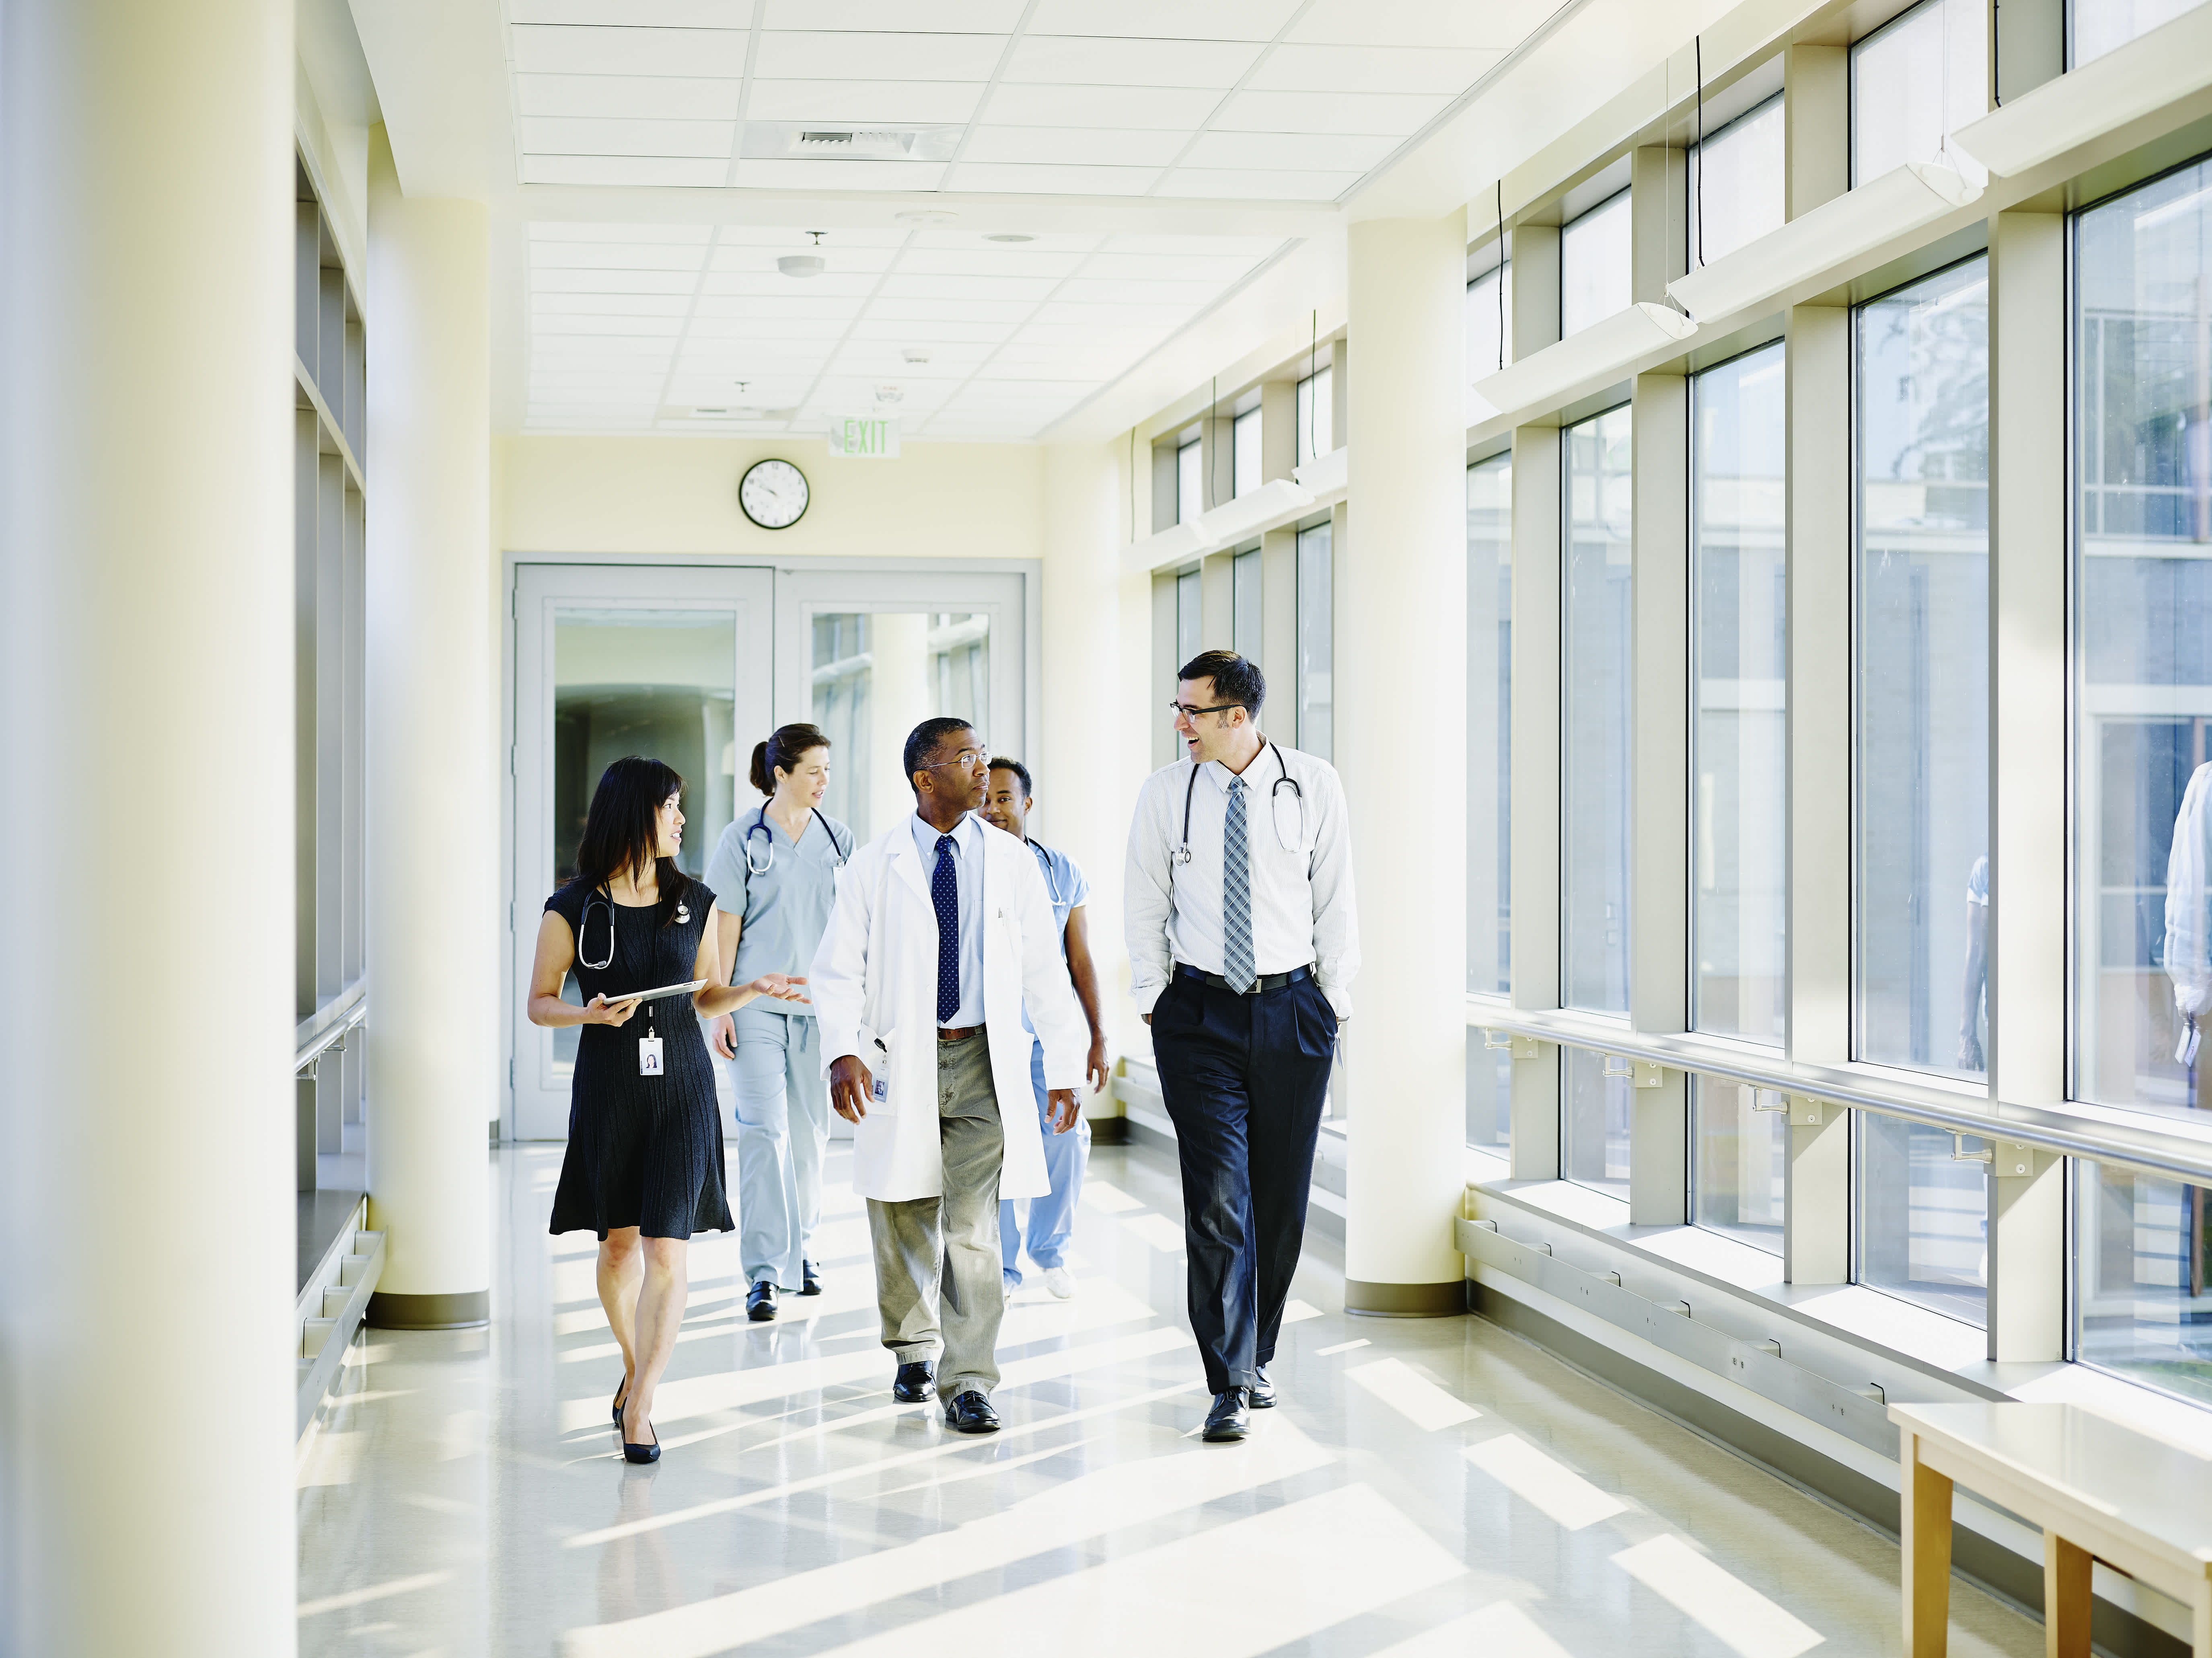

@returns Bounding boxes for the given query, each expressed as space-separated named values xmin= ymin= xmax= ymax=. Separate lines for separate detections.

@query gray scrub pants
xmin=726 ymin=1005 xmax=828 ymax=1290
xmin=868 ymin=1028 xmax=1005 ymax=1401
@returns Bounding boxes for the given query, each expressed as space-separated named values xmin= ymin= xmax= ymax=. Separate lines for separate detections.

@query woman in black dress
xmin=528 ymin=756 xmax=806 ymax=1463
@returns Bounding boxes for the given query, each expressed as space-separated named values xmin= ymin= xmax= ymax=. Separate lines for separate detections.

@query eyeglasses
xmin=1168 ymin=701 xmax=1245 ymax=721
xmin=922 ymin=746 xmax=990 ymax=771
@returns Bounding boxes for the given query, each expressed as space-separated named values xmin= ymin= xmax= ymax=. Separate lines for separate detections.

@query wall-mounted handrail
xmin=1466 ymin=995 xmax=2212 ymax=1186
xmin=295 ymin=979 xmax=366 ymax=1076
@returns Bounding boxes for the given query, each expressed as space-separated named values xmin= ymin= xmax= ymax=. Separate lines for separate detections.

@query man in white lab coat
xmin=812 ymin=716 xmax=1088 ymax=1432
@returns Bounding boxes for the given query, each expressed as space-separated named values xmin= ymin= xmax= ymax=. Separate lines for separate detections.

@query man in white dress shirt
xmin=1125 ymin=649 xmax=1358 ymax=1442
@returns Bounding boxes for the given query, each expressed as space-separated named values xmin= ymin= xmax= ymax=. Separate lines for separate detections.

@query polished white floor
xmin=296 ymin=1141 xmax=2041 ymax=1658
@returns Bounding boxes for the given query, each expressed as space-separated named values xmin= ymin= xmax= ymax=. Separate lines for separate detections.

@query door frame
xmin=497 ymin=552 xmax=1042 ymax=1138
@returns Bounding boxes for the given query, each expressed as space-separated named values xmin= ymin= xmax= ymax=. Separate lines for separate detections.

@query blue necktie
xmin=933 ymin=834 xmax=960 ymax=1024
xmin=1224 ymin=777 xmax=1255 ymax=994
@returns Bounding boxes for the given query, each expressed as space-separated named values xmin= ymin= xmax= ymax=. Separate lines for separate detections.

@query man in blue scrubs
xmin=982 ymin=758 xmax=1108 ymax=1298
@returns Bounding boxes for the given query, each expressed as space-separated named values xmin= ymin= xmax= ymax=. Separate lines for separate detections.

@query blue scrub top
xmin=1020 ymin=838 xmax=1089 ymax=1038
xmin=703 ymin=803 xmax=851 ymax=1014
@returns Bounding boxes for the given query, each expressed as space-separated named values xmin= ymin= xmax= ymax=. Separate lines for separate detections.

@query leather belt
xmin=936 ymin=1023 xmax=987 ymax=1042
xmin=1174 ymin=963 xmax=1313 ymax=995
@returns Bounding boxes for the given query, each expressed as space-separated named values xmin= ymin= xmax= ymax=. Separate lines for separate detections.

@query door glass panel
xmin=810 ymin=610 xmax=990 ymax=844
xmin=551 ymin=607 xmax=738 ymax=1066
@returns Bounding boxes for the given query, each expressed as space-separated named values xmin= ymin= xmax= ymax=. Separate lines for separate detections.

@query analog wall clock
xmin=739 ymin=458 xmax=809 ymax=529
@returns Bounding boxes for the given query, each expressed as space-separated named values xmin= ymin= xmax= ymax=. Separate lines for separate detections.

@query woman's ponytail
xmin=752 ymin=723 xmax=832 ymax=796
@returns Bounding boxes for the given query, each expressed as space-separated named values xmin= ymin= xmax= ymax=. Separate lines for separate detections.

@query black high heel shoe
xmin=611 ymin=1374 xmax=631 ymax=1425
xmin=621 ymin=1401 xmax=660 ymax=1465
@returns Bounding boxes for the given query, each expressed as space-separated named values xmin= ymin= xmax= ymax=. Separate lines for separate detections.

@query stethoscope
xmin=1173 ymin=742 xmax=1305 ymax=869
xmin=1028 ymin=836 xmax=1076 ymax=908
xmin=576 ymin=881 xmax=693 ymax=972
xmin=742 ymin=803 xmax=850 ymax=876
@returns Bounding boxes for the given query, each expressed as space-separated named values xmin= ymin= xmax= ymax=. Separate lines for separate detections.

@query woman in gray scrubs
xmin=704 ymin=723 xmax=851 ymax=1321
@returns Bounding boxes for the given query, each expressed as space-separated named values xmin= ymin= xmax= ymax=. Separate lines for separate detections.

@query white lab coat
xmin=2167 ymin=762 xmax=2212 ymax=1019
xmin=811 ymin=814 xmax=1088 ymax=1202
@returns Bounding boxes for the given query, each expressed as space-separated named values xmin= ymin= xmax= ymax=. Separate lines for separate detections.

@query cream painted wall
xmin=497 ymin=434 xmax=1045 ymax=559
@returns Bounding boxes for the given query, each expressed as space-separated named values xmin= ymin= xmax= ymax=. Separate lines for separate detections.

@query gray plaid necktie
xmin=1224 ymin=776 xmax=1254 ymax=993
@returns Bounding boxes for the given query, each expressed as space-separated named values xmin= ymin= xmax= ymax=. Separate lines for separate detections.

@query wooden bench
xmin=1892 ymin=1402 xmax=2212 ymax=1656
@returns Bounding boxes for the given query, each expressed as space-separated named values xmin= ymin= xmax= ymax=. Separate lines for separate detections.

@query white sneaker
xmin=1043 ymin=1266 xmax=1076 ymax=1299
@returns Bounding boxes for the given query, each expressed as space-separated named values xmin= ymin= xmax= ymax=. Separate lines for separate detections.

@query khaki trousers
xmin=867 ymin=1028 xmax=1005 ymax=1400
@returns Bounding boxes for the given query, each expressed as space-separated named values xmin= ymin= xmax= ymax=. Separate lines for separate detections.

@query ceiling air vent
xmin=741 ymin=122 xmax=961 ymax=163
xmin=794 ymin=129 xmax=915 ymax=158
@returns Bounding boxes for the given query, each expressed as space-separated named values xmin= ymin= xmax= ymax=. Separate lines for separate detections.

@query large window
xmin=1467 ymin=1035 xmax=1511 ymax=1151
xmin=1468 ymin=454 xmax=1512 ymax=996
xmin=1850 ymin=0 xmax=1986 ymax=185
xmin=1232 ymin=407 xmax=1261 ymax=497
xmin=1692 ymin=1080 xmax=1785 ymax=1253
xmin=2078 ymin=1161 xmax=2212 ymax=1401
xmin=1855 ymin=257 xmax=1989 ymax=1077
xmin=1563 ymin=405 xmax=1634 ymax=1014
xmin=1232 ymin=546 xmax=1262 ymax=662
xmin=1688 ymin=96 xmax=1783 ymax=268
xmin=1859 ymin=1116 xmax=1988 ymax=1325
xmin=1561 ymin=191 xmax=1632 ymax=339
xmin=1467 ymin=260 xmax=1512 ymax=382
xmin=2073 ymin=156 xmax=2212 ymax=1124
xmin=2070 ymin=0 xmax=2208 ymax=64
xmin=1175 ymin=567 xmax=1202 ymax=666
xmin=1296 ymin=519 xmax=1333 ymax=760
xmin=1692 ymin=344 xmax=1787 ymax=1042
xmin=1563 ymin=1049 xmax=1631 ymax=1200
xmin=1176 ymin=435 xmax=1202 ymax=525
xmin=1297 ymin=366 xmax=1333 ymax=465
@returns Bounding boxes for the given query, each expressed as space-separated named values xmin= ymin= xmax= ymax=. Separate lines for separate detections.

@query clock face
xmin=739 ymin=458 xmax=809 ymax=530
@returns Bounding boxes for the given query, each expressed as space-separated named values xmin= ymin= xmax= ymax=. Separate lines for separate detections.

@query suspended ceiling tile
xmin=1285 ymin=0 xmax=1529 ymax=49
xmin=518 ymin=117 xmax=737 ymax=158
xmin=695 ymin=273 xmax=884 ymax=302
xmin=528 ymin=220 xmax=712 ymax=243
xmin=529 ymin=240 xmax=709 ymax=269
xmin=874 ymin=273 xmax=1060 ymax=302
xmin=533 ymin=314 xmax=688 ymax=335
xmin=752 ymin=30 xmax=1008 ymax=80
xmin=530 ymin=267 xmax=700 ymax=295
xmin=532 ymin=292 xmax=696 ymax=315
xmin=956 ymin=125 xmax=1191 ymax=167
xmin=709 ymin=226 xmax=907 ymax=253
xmin=1100 ymin=231 xmax=1284 ymax=256
xmin=1050 ymin=276 xmax=1233 ymax=306
xmin=510 ymin=0 xmax=752 ymax=24
xmin=509 ymin=24 xmax=752 ymax=76
xmin=687 ymin=301 xmax=865 ymax=326
xmin=1078 ymin=249 xmax=1269 ymax=280
xmin=892 ymin=247 xmax=1089 ymax=279
xmin=1207 ymin=88 xmax=1449 ymax=134
xmin=860 ymin=296 xmax=1038 ymax=324
xmin=1004 ymin=320 xmax=1163 ymax=345
xmin=758 ymin=0 xmax=1026 ymax=30
xmin=733 ymin=157 xmax=949 ymax=190
xmin=519 ymin=155 xmax=732 ymax=186
xmin=945 ymin=161 xmax=1163 ymax=195
xmin=1153 ymin=166 xmax=1364 ymax=199
xmin=677 ymin=315 xmax=853 ymax=338
xmin=979 ymin=82 xmax=1223 ymax=129
xmin=902 ymin=227 xmax=1107 ymax=253
xmin=1024 ymin=0 xmax=1301 ymax=39
xmin=1244 ymin=42 xmax=1503 ymax=93
xmin=1179 ymin=129 xmax=1402 ymax=171
xmin=742 ymin=78 xmax=987 ymax=123
xmin=845 ymin=318 xmax=1020 ymax=343
xmin=1000 ymin=36 xmax=1262 ymax=87
xmin=514 ymin=74 xmax=745 ymax=121
xmin=1026 ymin=299 xmax=1198 ymax=327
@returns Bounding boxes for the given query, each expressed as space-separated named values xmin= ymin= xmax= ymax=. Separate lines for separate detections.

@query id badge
xmin=2179 ymin=1017 xmax=2201 ymax=1070
xmin=639 ymin=1037 xmax=665 ymax=1077
xmin=870 ymin=1073 xmax=890 ymax=1107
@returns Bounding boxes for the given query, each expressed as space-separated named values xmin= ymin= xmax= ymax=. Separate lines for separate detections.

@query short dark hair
xmin=989 ymin=756 xmax=1032 ymax=799
xmin=902 ymin=716 xmax=975 ymax=791
xmin=1177 ymin=649 xmax=1265 ymax=714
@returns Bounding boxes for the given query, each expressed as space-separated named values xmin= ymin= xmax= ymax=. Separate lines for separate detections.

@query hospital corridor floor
xmin=295 ymin=1142 xmax=2041 ymax=1658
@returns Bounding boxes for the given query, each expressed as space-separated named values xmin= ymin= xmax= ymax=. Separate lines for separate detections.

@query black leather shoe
xmin=1248 ymin=1367 xmax=1277 ymax=1409
xmin=746 ymin=1279 xmax=777 ymax=1321
xmin=944 ymin=1390 xmax=1001 ymax=1433
xmin=621 ymin=1404 xmax=660 ymax=1465
xmin=612 ymin=1373 xmax=631 ymax=1424
xmin=892 ymin=1361 xmax=935 ymax=1403
xmin=800 ymin=1259 xmax=822 ymax=1296
xmin=1203 ymin=1389 xmax=1252 ymax=1442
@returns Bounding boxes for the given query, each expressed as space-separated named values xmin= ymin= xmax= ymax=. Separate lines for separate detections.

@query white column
xmin=0 ymin=0 xmax=296 ymax=1650
xmin=365 ymin=128 xmax=494 ymax=1328
xmin=1341 ymin=212 xmax=1469 ymax=1315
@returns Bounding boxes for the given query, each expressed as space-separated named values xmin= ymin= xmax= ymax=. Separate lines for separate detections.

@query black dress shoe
xmin=1249 ymin=1367 xmax=1277 ymax=1409
xmin=892 ymin=1361 xmax=936 ymax=1403
xmin=944 ymin=1390 xmax=1001 ymax=1433
xmin=800 ymin=1259 xmax=822 ymax=1296
xmin=1203 ymin=1388 xmax=1252 ymax=1442
xmin=612 ymin=1374 xmax=631 ymax=1424
xmin=746 ymin=1279 xmax=778 ymax=1321
xmin=621 ymin=1405 xmax=660 ymax=1465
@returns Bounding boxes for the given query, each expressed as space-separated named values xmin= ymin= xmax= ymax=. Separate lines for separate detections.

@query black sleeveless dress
xmin=545 ymin=877 xmax=735 ymax=1241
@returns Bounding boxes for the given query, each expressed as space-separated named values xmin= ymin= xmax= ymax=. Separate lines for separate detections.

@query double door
xmin=508 ymin=561 xmax=1028 ymax=1140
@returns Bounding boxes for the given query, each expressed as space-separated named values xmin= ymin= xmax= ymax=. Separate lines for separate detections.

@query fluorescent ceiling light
xmin=1951 ymin=3 xmax=2212 ymax=178
xmin=1667 ymin=162 xmax=1980 ymax=328
xmin=1472 ymin=302 xmax=1696 ymax=416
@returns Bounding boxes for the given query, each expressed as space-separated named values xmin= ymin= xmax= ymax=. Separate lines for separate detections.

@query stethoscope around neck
xmin=576 ymin=878 xmax=693 ymax=972
xmin=1174 ymin=742 xmax=1304 ymax=868
xmin=743 ymin=802 xmax=849 ymax=876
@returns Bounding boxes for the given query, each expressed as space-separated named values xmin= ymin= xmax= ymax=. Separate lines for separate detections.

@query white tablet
xmin=597 ymin=979 xmax=705 ymax=1006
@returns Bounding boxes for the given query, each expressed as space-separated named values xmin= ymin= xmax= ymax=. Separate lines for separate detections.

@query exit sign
xmin=828 ymin=415 xmax=900 ymax=458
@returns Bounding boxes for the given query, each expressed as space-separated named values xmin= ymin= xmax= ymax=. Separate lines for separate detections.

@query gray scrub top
xmin=703 ymin=803 xmax=851 ymax=1016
